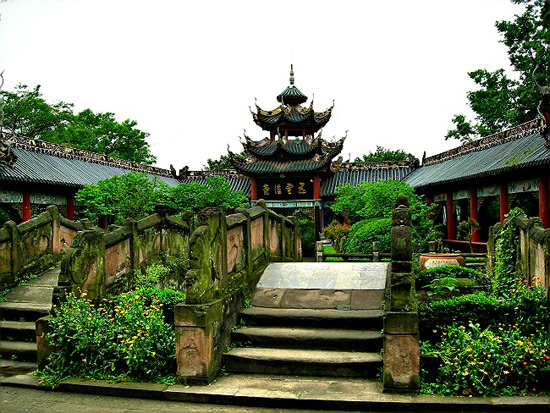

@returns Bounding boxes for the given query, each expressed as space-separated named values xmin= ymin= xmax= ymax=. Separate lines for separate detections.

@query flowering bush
xmin=421 ymin=322 xmax=550 ymax=396
xmin=40 ymin=287 xmax=182 ymax=386
xmin=322 ymin=221 xmax=350 ymax=253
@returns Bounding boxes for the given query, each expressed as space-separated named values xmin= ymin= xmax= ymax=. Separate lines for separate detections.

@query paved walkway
xmin=1 ymin=373 xmax=548 ymax=411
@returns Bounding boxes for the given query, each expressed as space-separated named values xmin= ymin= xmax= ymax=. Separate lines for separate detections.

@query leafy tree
xmin=75 ymin=172 xmax=169 ymax=224
xmin=76 ymin=173 xmax=250 ymax=224
xmin=0 ymin=84 xmax=73 ymax=140
xmin=354 ymin=146 xmax=408 ymax=163
xmin=167 ymin=176 xmax=249 ymax=213
xmin=446 ymin=0 xmax=550 ymax=143
xmin=0 ymin=84 xmax=156 ymax=164
xmin=203 ymin=152 xmax=246 ymax=170
xmin=332 ymin=180 xmax=439 ymax=253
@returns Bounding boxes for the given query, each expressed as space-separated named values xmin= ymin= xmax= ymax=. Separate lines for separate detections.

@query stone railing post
xmin=383 ymin=196 xmax=420 ymax=393
xmin=316 ymin=241 xmax=324 ymax=262
xmin=372 ymin=241 xmax=380 ymax=262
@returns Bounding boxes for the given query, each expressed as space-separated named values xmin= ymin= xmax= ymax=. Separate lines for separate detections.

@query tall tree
xmin=203 ymin=151 xmax=246 ymax=171
xmin=354 ymin=146 xmax=408 ymax=163
xmin=446 ymin=0 xmax=550 ymax=143
xmin=0 ymin=84 xmax=156 ymax=164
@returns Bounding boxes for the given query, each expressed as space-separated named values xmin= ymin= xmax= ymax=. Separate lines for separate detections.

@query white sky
xmin=0 ymin=0 xmax=524 ymax=170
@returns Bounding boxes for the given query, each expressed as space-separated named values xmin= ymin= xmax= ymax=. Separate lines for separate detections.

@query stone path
xmin=0 ymin=266 xmax=60 ymax=375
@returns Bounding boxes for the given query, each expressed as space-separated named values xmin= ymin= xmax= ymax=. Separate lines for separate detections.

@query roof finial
xmin=290 ymin=64 xmax=295 ymax=86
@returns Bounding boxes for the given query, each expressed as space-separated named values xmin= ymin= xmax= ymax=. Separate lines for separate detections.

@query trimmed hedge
xmin=341 ymin=218 xmax=391 ymax=254
xmin=416 ymin=265 xmax=488 ymax=288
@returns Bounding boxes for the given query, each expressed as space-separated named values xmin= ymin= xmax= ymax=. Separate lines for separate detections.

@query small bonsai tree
xmin=457 ymin=218 xmax=480 ymax=253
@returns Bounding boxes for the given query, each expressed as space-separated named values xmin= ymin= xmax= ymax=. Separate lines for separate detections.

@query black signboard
xmin=256 ymin=176 xmax=313 ymax=200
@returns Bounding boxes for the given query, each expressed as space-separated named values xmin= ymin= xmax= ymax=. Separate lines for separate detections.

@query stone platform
xmin=252 ymin=262 xmax=388 ymax=310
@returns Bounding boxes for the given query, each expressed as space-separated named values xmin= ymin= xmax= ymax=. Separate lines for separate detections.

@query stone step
xmin=0 ymin=321 xmax=36 ymax=342
xmin=0 ymin=359 xmax=37 ymax=376
xmin=0 ymin=302 xmax=51 ymax=322
xmin=240 ymin=307 xmax=384 ymax=330
xmin=224 ymin=347 xmax=382 ymax=377
xmin=0 ymin=340 xmax=37 ymax=362
xmin=27 ymin=268 xmax=60 ymax=287
xmin=232 ymin=326 xmax=383 ymax=352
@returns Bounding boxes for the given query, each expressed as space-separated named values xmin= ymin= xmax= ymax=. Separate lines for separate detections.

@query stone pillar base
xmin=174 ymin=300 xmax=223 ymax=384
xmin=383 ymin=312 xmax=419 ymax=393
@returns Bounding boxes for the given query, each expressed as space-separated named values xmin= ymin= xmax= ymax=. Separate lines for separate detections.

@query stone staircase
xmin=0 ymin=267 xmax=59 ymax=375
xmin=224 ymin=262 xmax=387 ymax=378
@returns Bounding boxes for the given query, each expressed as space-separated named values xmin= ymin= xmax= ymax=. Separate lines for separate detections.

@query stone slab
xmin=252 ymin=288 xmax=285 ymax=308
xmin=5 ymin=286 xmax=54 ymax=304
xmin=256 ymin=262 xmax=388 ymax=291
xmin=279 ymin=289 xmax=351 ymax=310
xmin=350 ymin=290 xmax=385 ymax=310
xmin=28 ymin=268 xmax=60 ymax=287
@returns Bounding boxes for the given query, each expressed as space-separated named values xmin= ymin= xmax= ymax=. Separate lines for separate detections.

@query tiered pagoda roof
xmin=250 ymin=65 xmax=334 ymax=136
xmin=229 ymin=134 xmax=345 ymax=174
xmin=231 ymin=66 xmax=344 ymax=175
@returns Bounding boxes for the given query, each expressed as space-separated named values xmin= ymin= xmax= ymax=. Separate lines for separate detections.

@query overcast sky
xmin=0 ymin=0 xmax=524 ymax=170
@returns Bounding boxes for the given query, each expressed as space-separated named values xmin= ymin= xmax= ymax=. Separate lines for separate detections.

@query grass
xmin=323 ymin=245 xmax=344 ymax=262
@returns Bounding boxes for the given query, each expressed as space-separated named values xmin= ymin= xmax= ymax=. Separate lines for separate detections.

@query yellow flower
xmin=152 ymin=352 xmax=156 ymax=357
xmin=86 ymin=317 xmax=91 ymax=321
xmin=82 ymin=358 xmax=87 ymax=363
xmin=503 ymin=370 xmax=509 ymax=374
xmin=134 ymin=295 xmax=140 ymax=300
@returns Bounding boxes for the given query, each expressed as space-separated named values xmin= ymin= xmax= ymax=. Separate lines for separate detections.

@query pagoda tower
xmin=229 ymin=66 xmax=346 ymax=240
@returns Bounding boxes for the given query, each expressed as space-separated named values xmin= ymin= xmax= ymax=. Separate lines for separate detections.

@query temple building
xmin=1 ymin=65 xmax=549 ymax=253
xmin=227 ymin=66 xmax=415 ymax=238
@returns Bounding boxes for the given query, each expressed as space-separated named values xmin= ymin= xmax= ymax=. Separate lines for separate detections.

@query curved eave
xmin=231 ymin=157 xmax=333 ymax=174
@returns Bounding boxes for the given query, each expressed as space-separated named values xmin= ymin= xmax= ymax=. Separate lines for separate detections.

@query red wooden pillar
xmin=22 ymin=192 xmax=31 ymax=222
xmin=469 ymin=188 xmax=479 ymax=242
xmin=250 ymin=177 xmax=258 ymax=201
xmin=66 ymin=195 xmax=75 ymax=221
xmin=538 ymin=176 xmax=550 ymax=228
xmin=446 ymin=192 xmax=456 ymax=240
xmin=499 ymin=182 xmax=509 ymax=223
xmin=313 ymin=175 xmax=321 ymax=200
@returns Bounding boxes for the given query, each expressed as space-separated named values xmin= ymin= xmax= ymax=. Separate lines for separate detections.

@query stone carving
xmin=0 ymin=135 xmax=17 ymax=168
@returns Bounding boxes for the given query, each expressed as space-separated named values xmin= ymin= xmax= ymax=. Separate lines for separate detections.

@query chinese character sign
xmin=256 ymin=177 xmax=313 ymax=200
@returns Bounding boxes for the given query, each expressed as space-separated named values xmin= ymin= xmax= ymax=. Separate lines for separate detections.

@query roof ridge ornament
xmin=533 ymin=62 xmax=550 ymax=146
xmin=290 ymin=64 xmax=295 ymax=86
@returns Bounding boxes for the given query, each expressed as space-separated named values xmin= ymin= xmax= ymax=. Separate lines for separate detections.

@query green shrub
xmin=341 ymin=218 xmax=391 ymax=254
xmin=295 ymin=213 xmax=314 ymax=256
xmin=40 ymin=288 xmax=181 ymax=387
xmin=421 ymin=322 xmax=550 ymax=396
xmin=322 ymin=221 xmax=350 ymax=253
xmin=416 ymin=265 xmax=488 ymax=288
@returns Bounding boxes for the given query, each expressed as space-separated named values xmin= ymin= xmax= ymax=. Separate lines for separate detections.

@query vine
xmin=492 ymin=208 xmax=525 ymax=299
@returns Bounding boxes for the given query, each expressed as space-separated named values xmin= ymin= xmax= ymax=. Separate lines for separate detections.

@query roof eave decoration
xmin=422 ymin=118 xmax=547 ymax=166
xmin=2 ymin=133 xmax=173 ymax=177
xmin=534 ymin=65 xmax=550 ymax=146
xmin=0 ymin=135 xmax=18 ymax=168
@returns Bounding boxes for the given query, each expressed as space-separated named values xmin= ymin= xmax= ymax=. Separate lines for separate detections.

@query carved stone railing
xmin=0 ymin=205 xmax=83 ymax=289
